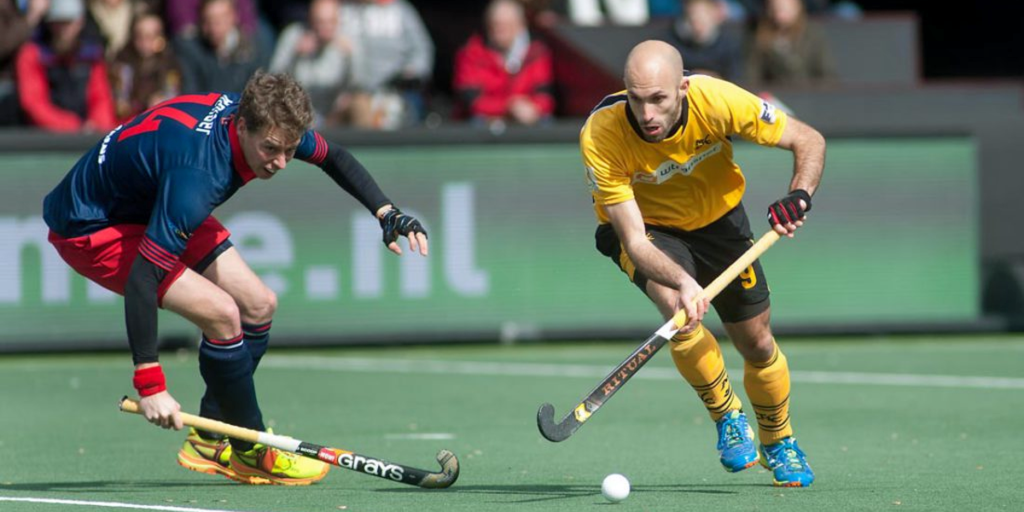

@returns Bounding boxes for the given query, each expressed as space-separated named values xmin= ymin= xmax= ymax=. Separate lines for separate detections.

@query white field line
xmin=262 ymin=356 xmax=1024 ymax=390
xmin=0 ymin=496 xmax=267 ymax=512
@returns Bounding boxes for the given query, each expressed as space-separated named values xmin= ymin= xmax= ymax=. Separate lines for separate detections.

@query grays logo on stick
xmin=338 ymin=453 xmax=405 ymax=481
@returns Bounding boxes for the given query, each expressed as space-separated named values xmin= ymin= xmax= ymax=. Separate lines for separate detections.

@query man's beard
xmin=644 ymin=99 xmax=684 ymax=143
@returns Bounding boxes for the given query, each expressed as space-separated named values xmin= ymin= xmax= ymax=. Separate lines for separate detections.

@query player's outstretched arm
xmin=770 ymin=116 xmax=825 ymax=237
xmin=314 ymin=141 xmax=392 ymax=213
xmin=306 ymin=137 xmax=428 ymax=256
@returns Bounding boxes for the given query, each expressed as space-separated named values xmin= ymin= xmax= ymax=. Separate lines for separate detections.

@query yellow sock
xmin=669 ymin=325 xmax=742 ymax=421
xmin=743 ymin=340 xmax=793 ymax=445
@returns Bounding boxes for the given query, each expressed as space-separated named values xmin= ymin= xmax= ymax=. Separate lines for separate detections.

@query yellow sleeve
xmin=692 ymin=75 xmax=788 ymax=146
xmin=581 ymin=116 xmax=633 ymax=207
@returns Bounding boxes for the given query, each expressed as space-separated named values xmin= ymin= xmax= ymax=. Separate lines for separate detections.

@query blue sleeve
xmin=140 ymin=167 xmax=219 ymax=271
xmin=295 ymin=129 xmax=328 ymax=165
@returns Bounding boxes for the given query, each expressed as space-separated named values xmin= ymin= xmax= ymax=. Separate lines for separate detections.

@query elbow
xmin=620 ymin=237 xmax=646 ymax=261
xmin=809 ymin=126 xmax=826 ymax=151
xmin=792 ymin=126 xmax=826 ymax=156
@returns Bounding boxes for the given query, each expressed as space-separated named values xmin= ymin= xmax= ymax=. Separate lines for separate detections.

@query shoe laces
xmin=768 ymin=440 xmax=807 ymax=471
xmin=717 ymin=412 xmax=749 ymax=449
xmin=270 ymin=448 xmax=303 ymax=470
xmin=259 ymin=428 xmax=303 ymax=469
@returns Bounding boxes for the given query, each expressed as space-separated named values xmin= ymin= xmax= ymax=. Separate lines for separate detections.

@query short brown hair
xmin=238 ymin=72 xmax=314 ymax=142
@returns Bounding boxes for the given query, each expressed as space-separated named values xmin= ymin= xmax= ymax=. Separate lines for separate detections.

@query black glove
xmin=767 ymin=189 xmax=812 ymax=228
xmin=379 ymin=207 xmax=427 ymax=247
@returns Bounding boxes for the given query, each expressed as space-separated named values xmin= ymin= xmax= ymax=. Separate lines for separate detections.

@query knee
xmin=241 ymin=286 xmax=277 ymax=324
xmin=645 ymin=284 xmax=680 ymax=321
xmin=745 ymin=334 xmax=777 ymax=363
xmin=206 ymin=298 xmax=242 ymax=339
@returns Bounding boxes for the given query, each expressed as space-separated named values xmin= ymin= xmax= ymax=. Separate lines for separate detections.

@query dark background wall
xmin=854 ymin=1 xmax=1024 ymax=79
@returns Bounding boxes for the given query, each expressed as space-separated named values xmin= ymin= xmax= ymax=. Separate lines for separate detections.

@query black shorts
xmin=595 ymin=203 xmax=770 ymax=323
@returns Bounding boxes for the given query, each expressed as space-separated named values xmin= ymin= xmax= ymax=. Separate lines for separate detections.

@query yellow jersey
xmin=581 ymin=74 xmax=788 ymax=231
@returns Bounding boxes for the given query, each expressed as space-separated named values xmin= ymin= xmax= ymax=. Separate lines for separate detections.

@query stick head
xmin=537 ymin=402 xmax=577 ymax=442
xmin=418 ymin=449 xmax=460 ymax=489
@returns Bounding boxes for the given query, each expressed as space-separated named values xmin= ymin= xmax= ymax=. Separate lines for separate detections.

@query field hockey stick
xmin=537 ymin=229 xmax=782 ymax=442
xmin=119 ymin=397 xmax=459 ymax=489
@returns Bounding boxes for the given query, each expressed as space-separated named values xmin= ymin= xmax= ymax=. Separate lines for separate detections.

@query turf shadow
xmin=0 ymin=480 xmax=238 ymax=493
xmin=376 ymin=483 xmax=742 ymax=503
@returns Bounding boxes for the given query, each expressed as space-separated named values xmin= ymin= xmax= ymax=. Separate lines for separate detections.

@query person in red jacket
xmin=453 ymin=0 xmax=555 ymax=127
xmin=15 ymin=0 xmax=117 ymax=133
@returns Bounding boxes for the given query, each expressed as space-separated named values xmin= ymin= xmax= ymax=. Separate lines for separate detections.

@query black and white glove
xmin=379 ymin=207 xmax=427 ymax=247
xmin=767 ymin=189 xmax=812 ymax=228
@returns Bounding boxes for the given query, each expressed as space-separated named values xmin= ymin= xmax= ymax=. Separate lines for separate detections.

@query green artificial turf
xmin=1 ymin=335 xmax=1022 ymax=511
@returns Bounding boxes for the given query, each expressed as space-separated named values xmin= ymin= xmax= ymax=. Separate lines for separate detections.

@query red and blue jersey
xmin=42 ymin=92 xmax=331 ymax=273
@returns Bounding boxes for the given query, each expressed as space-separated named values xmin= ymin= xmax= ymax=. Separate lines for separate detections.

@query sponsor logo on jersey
xmin=760 ymin=101 xmax=777 ymax=124
xmin=175 ymin=229 xmax=192 ymax=241
xmin=695 ymin=134 xmax=712 ymax=150
xmin=632 ymin=142 xmax=721 ymax=185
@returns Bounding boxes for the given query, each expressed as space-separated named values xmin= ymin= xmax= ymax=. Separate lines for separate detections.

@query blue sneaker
xmin=715 ymin=410 xmax=759 ymax=472
xmin=760 ymin=437 xmax=814 ymax=487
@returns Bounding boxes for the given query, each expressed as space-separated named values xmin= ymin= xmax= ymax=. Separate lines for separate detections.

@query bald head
xmin=624 ymin=40 xmax=684 ymax=88
xmin=622 ymin=41 xmax=688 ymax=142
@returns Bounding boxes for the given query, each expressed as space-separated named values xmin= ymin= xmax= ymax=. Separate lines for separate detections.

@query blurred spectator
xmin=668 ymin=0 xmax=743 ymax=82
xmin=566 ymin=0 xmax=648 ymax=26
xmin=173 ymin=0 xmax=268 ymax=93
xmin=165 ymin=0 xmax=259 ymax=39
xmin=337 ymin=0 xmax=434 ymax=130
xmin=165 ymin=0 xmax=274 ymax=56
xmin=109 ymin=12 xmax=181 ymax=121
xmin=515 ymin=0 xmax=566 ymax=29
xmin=136 ymin=0 xmax=161 ymax=13
xmin=86 ymin=0 xmax=135 ymax=59
xmin=15 ymin=0 xmax=117 ymax=132
xmin=453 ymin=0 xmax=554 ymax=127
xmin=730 ymin=0 xmax=860 ymax=23
xmin=745 ymin=0 xmax=836 ymax=88
xmin=270 ymin=0 xmax=354 ymax=126
xmin=1 ymin=0 xmax=49 ymax=126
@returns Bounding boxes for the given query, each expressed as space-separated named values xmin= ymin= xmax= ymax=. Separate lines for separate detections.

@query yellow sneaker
xmin=228 ymin=431 xmax=330 ymax=486
xmin=177 ymin=428 xmax=240 ymax=481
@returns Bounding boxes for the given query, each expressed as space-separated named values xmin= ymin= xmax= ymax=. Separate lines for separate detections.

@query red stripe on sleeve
xmin=310 ymin=131 xmax=327 ymax=164
xmin=139 ymin=237 xmax=179 ymax=271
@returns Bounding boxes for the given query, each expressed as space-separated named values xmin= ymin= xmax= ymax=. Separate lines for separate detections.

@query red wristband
xmin=133 ymin=366 xmax=167 ymax=397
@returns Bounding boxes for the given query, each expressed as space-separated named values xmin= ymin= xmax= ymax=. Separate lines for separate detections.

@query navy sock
xmin=198 ymin=333 xmax=263 ymax=451
xmin=243 ymin=321 xmax=271 ymax=370
xmin=198 ymin=322 xmax=272 ymax=443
